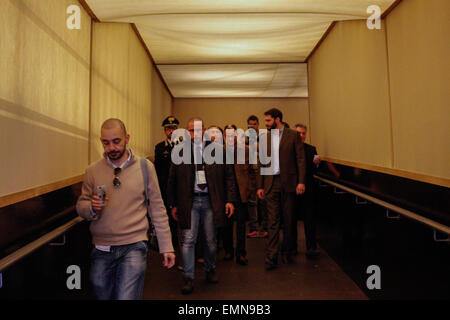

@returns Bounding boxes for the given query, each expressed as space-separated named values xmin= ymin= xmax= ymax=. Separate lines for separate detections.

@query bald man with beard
xmin=76 ymin=118 xmax=175 ymax=300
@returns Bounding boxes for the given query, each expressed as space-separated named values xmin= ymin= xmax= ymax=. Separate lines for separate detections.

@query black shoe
xmin=223 ymin=252 xmax=233 ymax=261
xmin=206 ymin=269 xmax=219 ymax=283
xmin=306 ymin=249 xmax=320 ymax=259
xmin=282 ymin=255 xmax=295 ymax=264
xmin=236 ymin=256 xmax=248 ymax=266
xmin=181 ymin=278 xmax=194 ymax=295
xmin=265 ymin=261 xmax=277 ymax=270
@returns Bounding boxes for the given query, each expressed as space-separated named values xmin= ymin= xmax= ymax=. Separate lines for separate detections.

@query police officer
xmin=155 ymin=116 xmax=179 ymax=199
xmin=155 ymin=116 xmax=180 ymax=267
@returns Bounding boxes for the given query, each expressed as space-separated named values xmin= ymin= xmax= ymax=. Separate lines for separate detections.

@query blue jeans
xmin=90 ymin=241 xmax=148 ymax=300
xmin=182 ymin=196 xmax=216 ymax=280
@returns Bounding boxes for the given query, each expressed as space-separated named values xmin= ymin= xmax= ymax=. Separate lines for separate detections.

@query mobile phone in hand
xmin=96 ymin=185 xmax=106 ymax=204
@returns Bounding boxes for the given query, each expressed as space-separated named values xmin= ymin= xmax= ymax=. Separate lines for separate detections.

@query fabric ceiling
xmin=86 ymin=0 xmax=396 ymax=97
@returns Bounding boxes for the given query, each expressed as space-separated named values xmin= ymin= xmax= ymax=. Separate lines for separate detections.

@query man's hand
xmin=257 ymin=188 xmax=265 ymax=200
xmin=296 ymin=184 xmax=306 ymax=195
xmin=163 ymin=252 xmax=176 ymax=269
xmin=225 ymin=203 xmax=234 ymax=218
xmin=91 ymin=195 xmax=108 ymax=213
xmin=313 ymin=155 xmax=321 ymax=166
xmin=171 ymin=207 xmax=178 ymax=221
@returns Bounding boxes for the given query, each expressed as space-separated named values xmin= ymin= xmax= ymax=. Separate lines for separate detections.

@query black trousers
xmin=220 ymin=202 xmax=248 ymax=258
xmin=296 ymin=190 xmax=317 ymax=251
xmin=265 ymin=175 xmax=297 ymax=264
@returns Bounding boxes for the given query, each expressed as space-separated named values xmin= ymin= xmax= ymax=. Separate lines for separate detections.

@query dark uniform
xmin=155 ymin=139 xmax=175 ymax=205
xmin=154 ymin=116 xmax=180 ymax=257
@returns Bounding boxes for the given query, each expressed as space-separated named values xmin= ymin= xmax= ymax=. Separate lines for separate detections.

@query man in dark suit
xmin=246 ymin=115 xmax=268 ymax=238
xmin=154 ymin=116 xmax=180 ymax=264
xmin=295 ymin=124 xmax=321 ymax=259
xmin=257 ymin=108 xmax=306 ymax=270
xmin=167 ymin=117 xmax=238 ymax=294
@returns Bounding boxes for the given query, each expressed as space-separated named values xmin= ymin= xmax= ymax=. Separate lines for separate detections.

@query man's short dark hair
xmin=247 ymin=115 xmax=259 ymax=123
xmin=295 ymin=124 xmax=307 ymax=130
xmin=264 ymin=108 xmax=283 ymax=122
xmin=223 ymin=124 xmax=237 ymax=132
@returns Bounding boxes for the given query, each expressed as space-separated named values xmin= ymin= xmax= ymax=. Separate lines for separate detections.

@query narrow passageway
xmin=143 ymin=222 xmax=367 ymax=300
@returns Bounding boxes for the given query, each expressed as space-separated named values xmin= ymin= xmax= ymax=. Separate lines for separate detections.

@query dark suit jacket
xmin=304 ymin=143 xmax=318 ymax=186
xmin=154 ymin=139 xmax=173 ymax=205
xmin=303 ymin=143 xmax=318 ymax=197
xmin=167 ymin=141 xmax=238 ymax=229
xmin=257 ymin=128 xmax=306 ymax=194
xmin=228 ymin=145 xmax=253 ymax=203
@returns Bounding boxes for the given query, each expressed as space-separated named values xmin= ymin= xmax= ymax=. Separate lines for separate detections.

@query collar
xmin=104 ymin=149 xmax=133 ymax=169
xmin=164 ymin=138 xmax=173 ymax=147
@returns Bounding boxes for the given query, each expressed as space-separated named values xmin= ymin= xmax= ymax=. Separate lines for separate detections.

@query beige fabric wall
xmin=386 ymin=0 xmax=450 ymax=179
xmin=0 ymin=0 xmax=91 ymax=197
xmin=90 ymin=22 xmax=172 ymax=162
xmin=308 ymin=20 xmax=392 ymax=167
xmin=173 ymin=98 xmax=310 ymax=139
xmin=308 ymin=1 xmax=450 ymax=182
xmin=151 ymin=67 xmax=173 ymax=152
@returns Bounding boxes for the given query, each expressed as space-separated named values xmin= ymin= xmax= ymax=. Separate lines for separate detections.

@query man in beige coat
xmin=76 ymin=118 xmax=175 ymax=300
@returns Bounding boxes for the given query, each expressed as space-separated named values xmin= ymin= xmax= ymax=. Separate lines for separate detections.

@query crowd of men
xmin=76 ymin=108 xmax=322 ymax=299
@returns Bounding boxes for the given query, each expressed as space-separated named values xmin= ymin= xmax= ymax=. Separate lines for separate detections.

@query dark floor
xmin=142 ymin=222 xmax=367 ymax=300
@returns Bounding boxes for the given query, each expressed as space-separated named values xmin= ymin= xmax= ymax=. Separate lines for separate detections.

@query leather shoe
xmin=265 ymin=261 xmax=277 ymax=270
xmin=282 ymin=255 xmax=295 ymax=264
xmin=306 ymin=249 xmax=320 ymax=259
xmin=181 ymin=278 xmax=194 ymax=295
xmin=206 ymin=269 xmax=219 ymax=283
xmin=236 ymin=256 xmax=248 ymax=266
xmin=223 ymin=252 xmax=233 ymax=261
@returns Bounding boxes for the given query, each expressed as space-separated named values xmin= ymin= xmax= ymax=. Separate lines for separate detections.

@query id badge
xmin=196 ymin=170 xmax=207 ymax=185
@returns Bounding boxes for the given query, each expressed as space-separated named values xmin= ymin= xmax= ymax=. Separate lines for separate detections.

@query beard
xmin=107 ymin=147 xmax=126 ymax=160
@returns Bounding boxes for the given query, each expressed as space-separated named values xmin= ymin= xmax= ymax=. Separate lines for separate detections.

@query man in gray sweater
xmin=76 ymin=118 xmax=175 ymax=300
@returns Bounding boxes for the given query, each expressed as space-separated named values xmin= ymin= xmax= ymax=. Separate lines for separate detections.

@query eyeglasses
xmin=113 ymin=167 xmax=121 ymax=188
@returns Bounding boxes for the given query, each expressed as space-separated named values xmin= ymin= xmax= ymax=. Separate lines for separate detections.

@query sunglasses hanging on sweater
xmin=113 ymin=167 xmax=121 ymax=188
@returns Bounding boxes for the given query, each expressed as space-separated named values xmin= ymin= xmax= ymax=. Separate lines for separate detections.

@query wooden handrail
xmin=0 ymin=217 xmax=84 ymax=272
xmin=314 ymin=175 xmax=450 ymax=235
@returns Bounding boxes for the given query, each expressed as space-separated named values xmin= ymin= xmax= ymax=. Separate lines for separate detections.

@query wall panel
xmin=90 ymin=22 xmax=172 ymax=162
xmin=0 ymin=0 xmax=91 ymax=198
xmin=151 ymin=67 xmax=173 ymax=151
xmin=308 ymin=20 xmax=392 ymax=168
xmin=386 ymin=0 xmax=450 ymax=179
xmin=308 ymin=0 xmax=449 ymax=185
